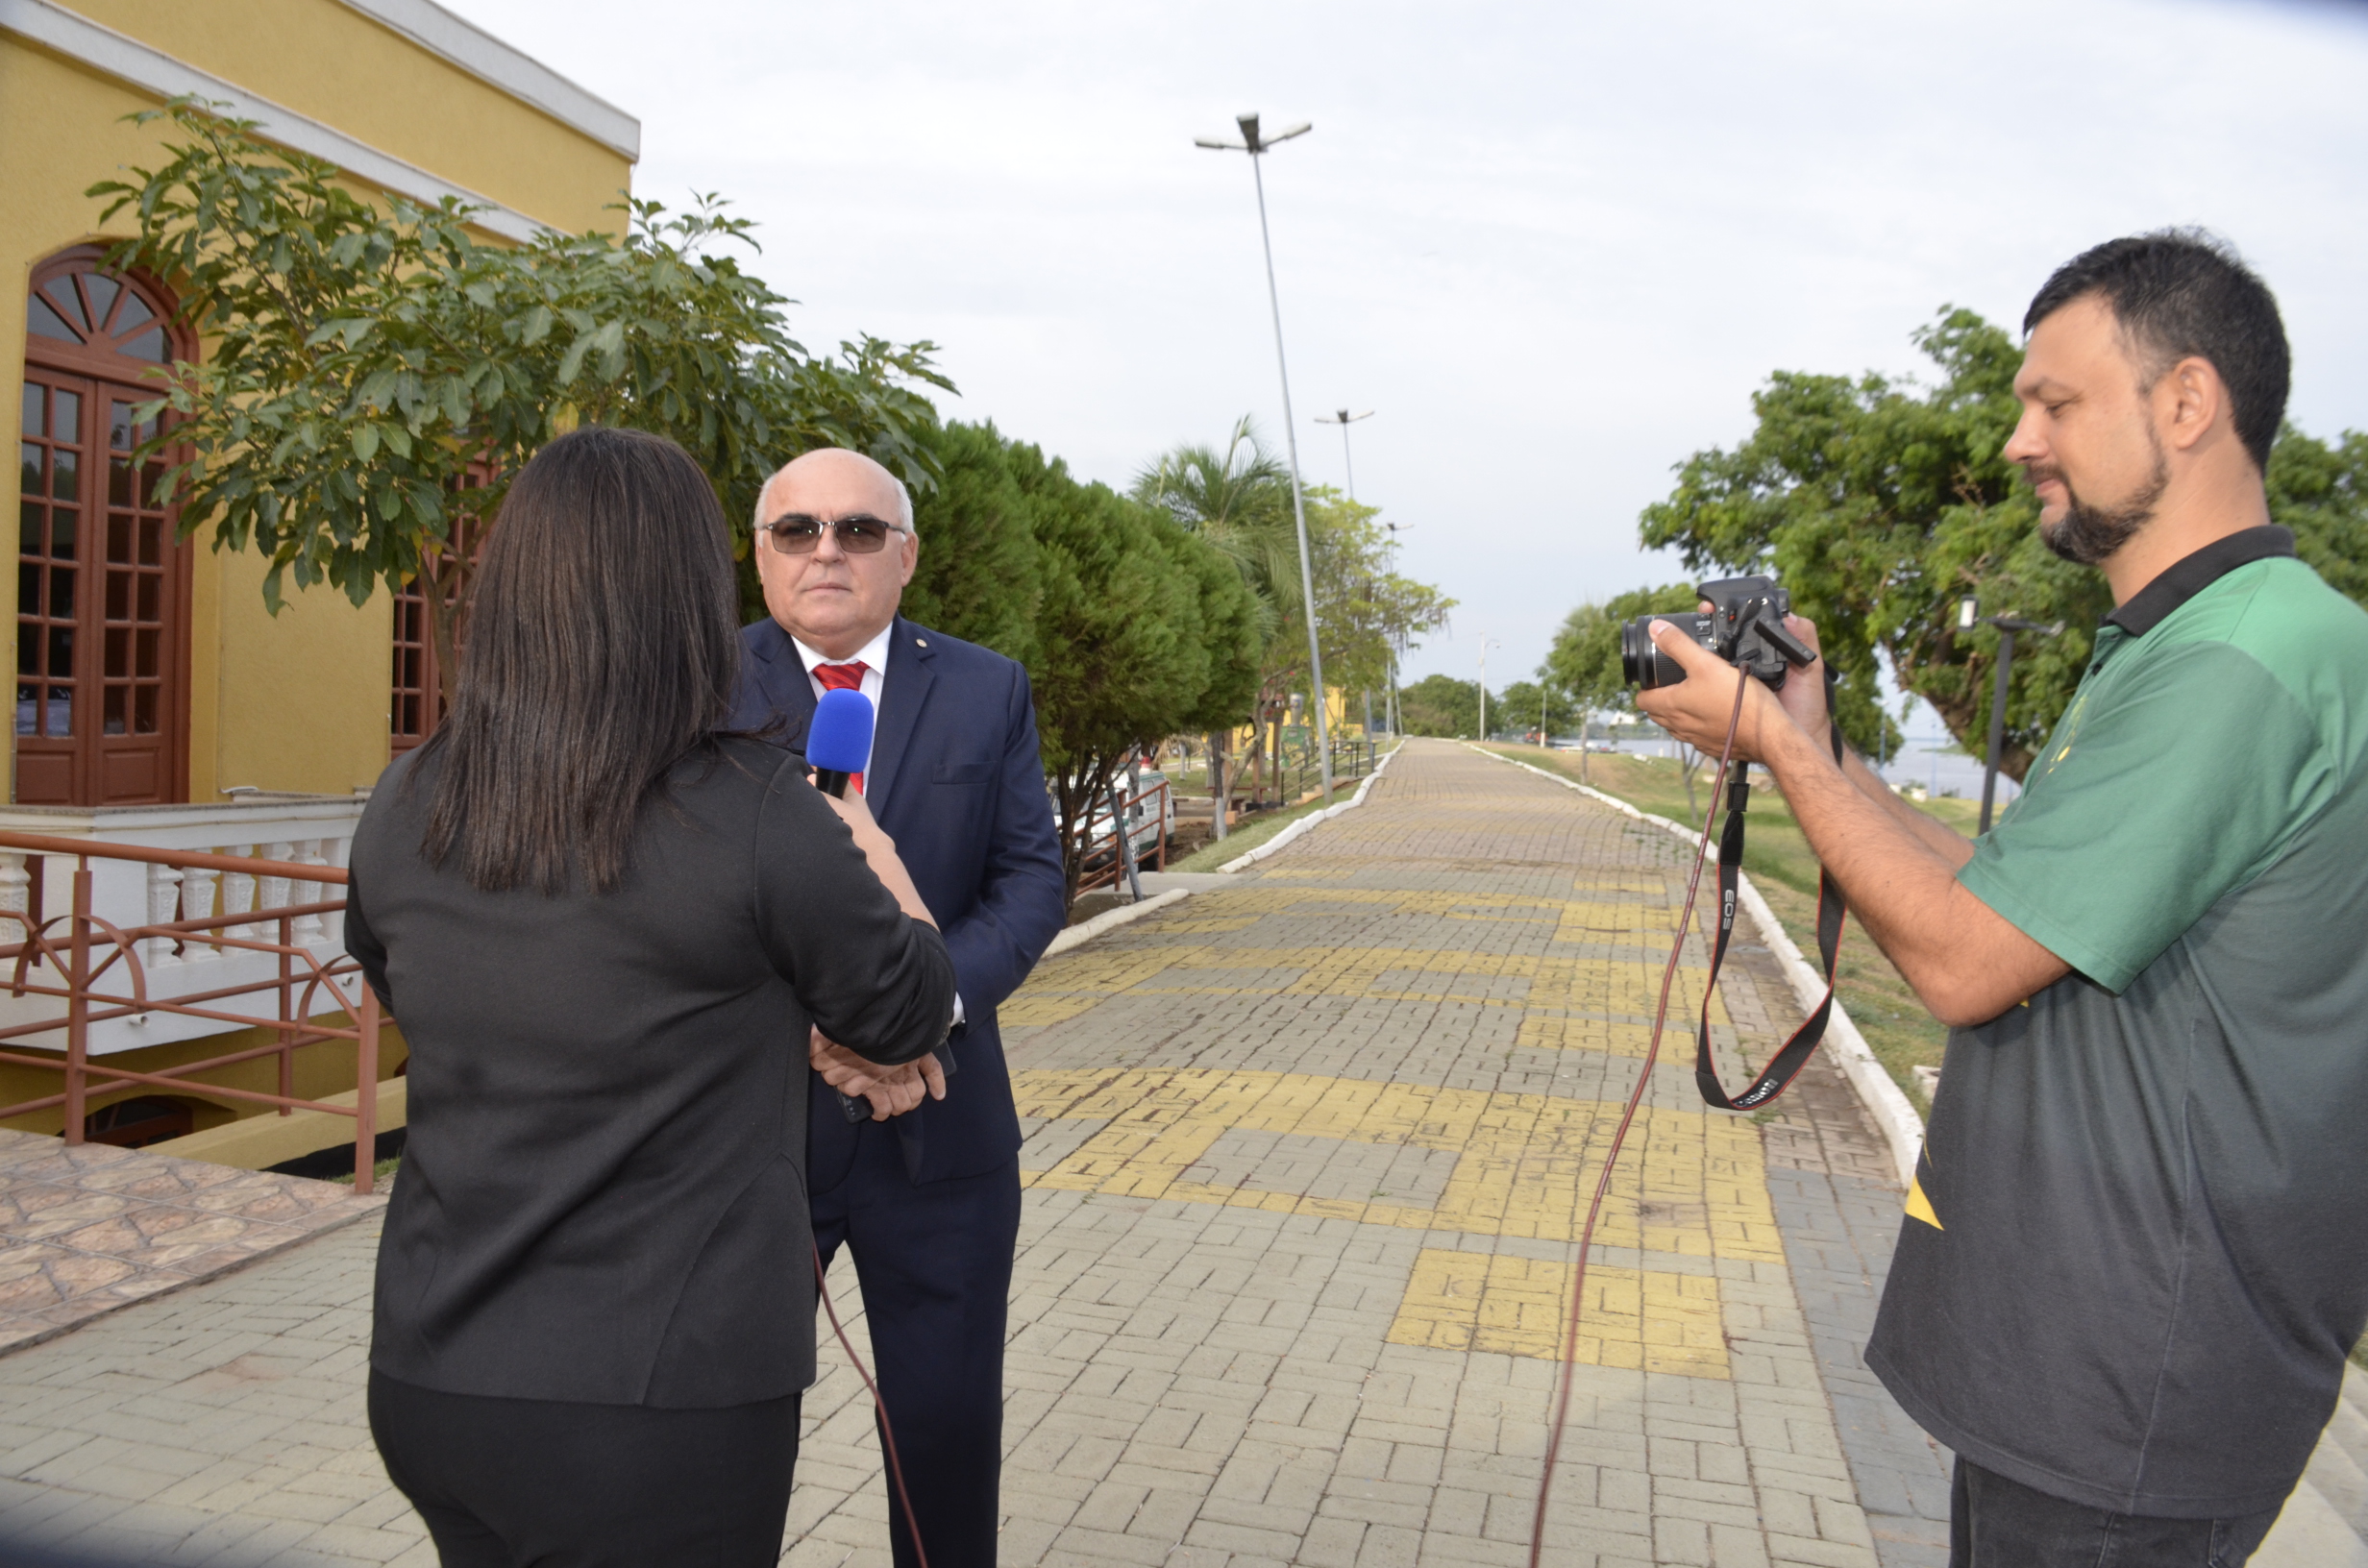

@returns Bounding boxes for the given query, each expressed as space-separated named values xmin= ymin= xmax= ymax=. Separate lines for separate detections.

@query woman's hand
xmin=818 ymin=787 xmax=937 ymax=928
xmin=811 ymin=1027 xmax=948 ymax=1119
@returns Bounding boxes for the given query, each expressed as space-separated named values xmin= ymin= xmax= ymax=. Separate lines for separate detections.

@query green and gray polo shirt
xmin=1865 ymin=525 xmax=2368 ymax=1519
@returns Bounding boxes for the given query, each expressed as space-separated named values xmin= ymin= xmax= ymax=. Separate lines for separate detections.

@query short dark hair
xmin=2023 ymin=229 xmax=2289 ymax=472
xmin=421 ymin=426 xmax=742 ymax=894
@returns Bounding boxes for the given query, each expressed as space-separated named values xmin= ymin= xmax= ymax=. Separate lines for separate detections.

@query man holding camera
xmin=1639 ymin=232 xmax=2368 ymax=1564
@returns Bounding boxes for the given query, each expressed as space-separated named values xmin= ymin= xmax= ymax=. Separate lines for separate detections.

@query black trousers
xmin=369 ymin=1370 xmax=800 ymax=1567
xmin=811 ymin=1125 xmax=1022 ymax=1568
xmin=1951 ymin=1458 xmax=2285 ymax=1568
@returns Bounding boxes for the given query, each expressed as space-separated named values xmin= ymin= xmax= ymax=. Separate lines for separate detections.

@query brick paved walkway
xmin=0 ymin=739 xmax=2353 ymax=1565
xmin=957 ymin=740 xmax=1904 ymax=1568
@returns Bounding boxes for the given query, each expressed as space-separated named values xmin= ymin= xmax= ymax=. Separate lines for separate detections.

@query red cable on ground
xmin=1528 ymin=673 xmax=1750 ymax=1568
xmin=813 ymin=1243 xmax=931 ymax=1568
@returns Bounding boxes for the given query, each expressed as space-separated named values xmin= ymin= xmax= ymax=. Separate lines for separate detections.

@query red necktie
xmin=812 ymin=661 xmax=867 ymax=795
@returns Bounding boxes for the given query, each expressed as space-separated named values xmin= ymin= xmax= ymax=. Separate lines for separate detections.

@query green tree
xmin=900 ymin=420 xmax=1043 ymax=668
xmin=1638 ymin=306 xmax=2368 ymax=779
xmin=1640 ymin=308 xmax=2094 ymax=777
xmin=95 ymin=99 xmax=948 ymax=700
xmin=1159 ymin=523 xmax=1266 ymax=741
xmin=967 ymin=433 xmax=1256 ymax=901
xmin=1397 ymin=674 xmax=1484 ymax=738
xmin=1135 ymin=420 xmax=1452 ymax=800
xmin=1494 ymin=679 xmax=1583 ymax=739
xmin=1545 ymin=585 xmax=1701 ymax=718
xmin=1299 ymin=485 xmax=1456 ymax=698
xmin=2268 ymin=428 xmax=2368 ymax=604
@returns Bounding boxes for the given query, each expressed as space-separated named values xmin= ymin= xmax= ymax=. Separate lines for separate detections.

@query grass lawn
xmin=1167 ymin=791 xmax=1344 ymax=872
xmin=1163 ymin=744 xmax=1398 ymax=873
xmin=1477 ymin=742 xmax=1964 ymax=1117
xmin=333 ymin=1157 xmax=401 ymax=1188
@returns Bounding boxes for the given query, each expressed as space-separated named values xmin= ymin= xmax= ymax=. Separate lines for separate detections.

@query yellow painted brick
xmin=1009 ymin=1068 xmax=1784 ymax=1264
xmin=1385 ymin=1249 xmax=1729 ymax=1379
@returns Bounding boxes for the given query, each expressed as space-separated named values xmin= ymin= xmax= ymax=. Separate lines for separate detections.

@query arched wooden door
xmin=17 ymin=249 xmax=192 ymax=805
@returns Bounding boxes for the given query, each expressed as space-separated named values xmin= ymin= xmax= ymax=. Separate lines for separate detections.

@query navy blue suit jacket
xmin=728 ymin=615 xmax=1067 ymax=1185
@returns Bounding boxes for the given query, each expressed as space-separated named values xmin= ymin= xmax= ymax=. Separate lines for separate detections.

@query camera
xmin=1620 ymin=576 xmax=1816 ymax=691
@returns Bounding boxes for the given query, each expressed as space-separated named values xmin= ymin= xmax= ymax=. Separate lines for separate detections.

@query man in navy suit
xmin=729 ymin=448 xmax=1067 ymax=1568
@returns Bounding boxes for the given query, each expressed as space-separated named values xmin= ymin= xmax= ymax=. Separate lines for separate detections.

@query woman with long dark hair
xmin=344 ymin=427 xmax=954 ymax=1565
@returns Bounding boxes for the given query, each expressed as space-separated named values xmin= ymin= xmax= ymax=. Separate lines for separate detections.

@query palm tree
xmin=1132 ymin=419 xmax=1306 ymax=806
xmin=1132 ymin=418 xmax=1306 ymax=623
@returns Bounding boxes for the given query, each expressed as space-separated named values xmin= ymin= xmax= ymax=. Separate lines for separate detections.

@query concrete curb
xmin=1043 ymin=888 xmax=1192 ymax=958
xmin=1464 ymin=744 xmax=1923 ymax=1188
xmin=1216 ymin=741 xmax=1404 ymax=873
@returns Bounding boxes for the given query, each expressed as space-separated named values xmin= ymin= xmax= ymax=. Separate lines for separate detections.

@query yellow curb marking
xmin=1387 ymin=1249 xmax=1729 ymax=1377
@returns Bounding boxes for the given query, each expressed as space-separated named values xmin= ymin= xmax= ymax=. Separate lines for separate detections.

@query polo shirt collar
xmin=2103 ymin=525 xmax=2295 ymax=639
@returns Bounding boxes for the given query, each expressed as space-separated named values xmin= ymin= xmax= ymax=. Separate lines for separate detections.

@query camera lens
xmin=1621 ymin=617 xmax=1676 ymax=690
xmin=1620 ymin=619 xmax=1651 ymax=688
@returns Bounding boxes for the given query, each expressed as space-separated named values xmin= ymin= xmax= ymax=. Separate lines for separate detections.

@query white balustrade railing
xmin=0 ymin=795 xmax=367 ymax=1055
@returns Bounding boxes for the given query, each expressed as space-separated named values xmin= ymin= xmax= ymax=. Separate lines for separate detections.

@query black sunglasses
xmin=759 ymin=513 xmax=906 ymax=555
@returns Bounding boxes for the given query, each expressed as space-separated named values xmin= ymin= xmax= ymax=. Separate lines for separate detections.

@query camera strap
xmin=1691 ymin=668 xmax=1850 ymax=1111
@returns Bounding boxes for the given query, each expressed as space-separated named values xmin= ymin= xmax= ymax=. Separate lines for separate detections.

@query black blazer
xmin=728 ymin=616 xmax=1066 ymax=1184
xmin=345 ymin=739 xmax=954 ymax=1408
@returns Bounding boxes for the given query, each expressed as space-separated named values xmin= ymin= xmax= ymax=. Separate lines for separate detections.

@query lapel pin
xmin=915 ymin=638 xmax=928 ymax=647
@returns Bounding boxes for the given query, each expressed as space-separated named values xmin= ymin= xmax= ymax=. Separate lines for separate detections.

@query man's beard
xmin=2034 ymin=431 xmax=2170 ymax=567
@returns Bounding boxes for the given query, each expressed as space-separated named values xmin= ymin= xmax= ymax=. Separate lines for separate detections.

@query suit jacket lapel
xmin=748 ymin=620 xmax=818 ymax=747
xmin=866 ymin=617 xmax=936 ymax=816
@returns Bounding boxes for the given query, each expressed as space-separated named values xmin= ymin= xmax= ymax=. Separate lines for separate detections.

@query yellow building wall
xmin=193 ymin=545 xmax=402 ymax=798
xmin=1 ymin=5 xmax=636 ymax=801
xmin=55 ymin=0 xmax=629 ymax=234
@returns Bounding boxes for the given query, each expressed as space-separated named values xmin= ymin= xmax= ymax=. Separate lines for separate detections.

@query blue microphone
xmin=807 ymin=687 xmax=874 ymax=799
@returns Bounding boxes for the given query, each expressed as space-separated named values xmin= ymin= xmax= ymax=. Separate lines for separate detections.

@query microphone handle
xmin=815 ymin=769 xmax=852 ymax=798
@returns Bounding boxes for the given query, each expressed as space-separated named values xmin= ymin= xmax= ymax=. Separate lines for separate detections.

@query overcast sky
xmin=459 ymin=0 xmax=2368 ymax=703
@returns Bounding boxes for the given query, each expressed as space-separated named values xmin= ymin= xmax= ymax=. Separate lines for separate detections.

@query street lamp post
xmin=1319 ymin=409 xmax=1375 ymax=743
xmin=1383 ymin=520 xmax=1413 ymax=738
xmin=1315 ymin=407 xmax=1374 ymax=501
xmin=1477 ymin=637 xmax=1500 ymax=740
xmin=1958 ymin=596 xmax=2064 ymax=833
xmin=1198 ymin=112 xmax=1334 ymax=802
